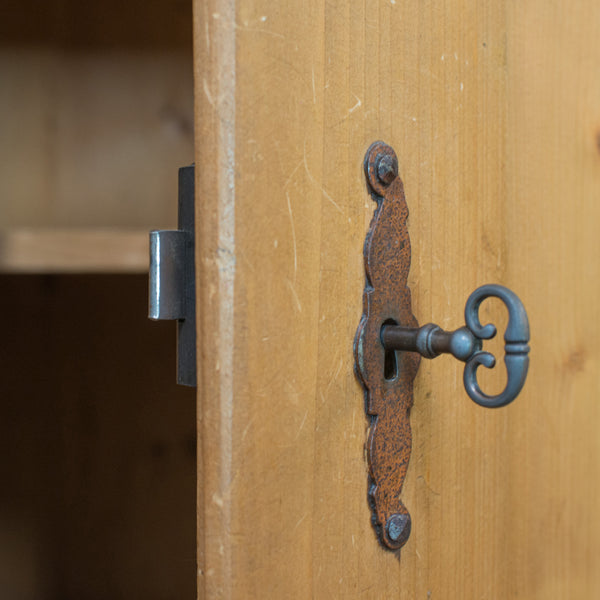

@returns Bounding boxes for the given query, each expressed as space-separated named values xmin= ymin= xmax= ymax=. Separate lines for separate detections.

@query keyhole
xmin=382 ymin=319 xmax=398 ymax=381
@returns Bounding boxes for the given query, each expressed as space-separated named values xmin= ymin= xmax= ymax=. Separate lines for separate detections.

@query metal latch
xmin=148 ymin=165 xmax=196 ymax=387
xmin=354 ymin=142 xmax=530 ymax=550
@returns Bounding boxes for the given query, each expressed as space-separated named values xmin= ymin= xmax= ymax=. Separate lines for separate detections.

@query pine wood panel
xmin=504 ymin=3 xmax=600 ymax=596
xmin=0 ymin=229 xmax=148 ymax=273
xmin=0 ymin=0 xmax=193 ymax=231
xmin=194 ymin=1 xmax=600 ymax=597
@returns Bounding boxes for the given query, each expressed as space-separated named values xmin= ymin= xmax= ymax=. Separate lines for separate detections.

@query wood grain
xmin=0 ymin=229 xmax=149 ymax=273
xmin=503 ymin=2 xmax=600 ymax=596
xmin=0 ymin=0 xmax=193 ymax=232
xmin=194 ymin=1 xmax=600 ymax=597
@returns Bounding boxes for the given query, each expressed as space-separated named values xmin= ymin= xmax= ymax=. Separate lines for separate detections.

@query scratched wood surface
xmin=194 ymin=1 xmax=600 ymax=597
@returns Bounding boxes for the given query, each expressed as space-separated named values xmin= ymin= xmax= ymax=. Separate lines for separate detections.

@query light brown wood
xmin=0 ymin=229 xmax=149 ymax=273
xmin=0 ymin=0 xmax=193 ymax=232
xmin=503 ymin=3 xmax=600 ymax=596
xmin=194 ymin=1 xmax=600 ymax=598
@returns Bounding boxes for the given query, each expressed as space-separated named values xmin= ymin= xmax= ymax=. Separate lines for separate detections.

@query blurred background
xmin=0 ymin=1 xmax=196 ymax=598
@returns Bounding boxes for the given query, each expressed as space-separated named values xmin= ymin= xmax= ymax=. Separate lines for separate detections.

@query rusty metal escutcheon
xmin=354 ymin=141 xmax=530 ymax=551
xmin=354 ymin=141 xmax=419 ymax=550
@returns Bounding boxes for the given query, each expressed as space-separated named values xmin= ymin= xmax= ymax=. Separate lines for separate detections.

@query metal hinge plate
xmin=148 ymin=165 xmax=196 ymax=387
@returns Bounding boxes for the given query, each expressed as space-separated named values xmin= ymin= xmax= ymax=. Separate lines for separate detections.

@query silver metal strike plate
xmin=149 ymin=165 xmax=196 ymax=387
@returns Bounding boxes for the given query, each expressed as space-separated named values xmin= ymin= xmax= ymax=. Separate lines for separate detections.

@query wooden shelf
xmin=0 ymin=229 xmax=149 ymax=273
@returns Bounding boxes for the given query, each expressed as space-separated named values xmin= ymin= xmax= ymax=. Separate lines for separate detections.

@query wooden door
xmin=194 ymin=2 xmax=600 ymax=597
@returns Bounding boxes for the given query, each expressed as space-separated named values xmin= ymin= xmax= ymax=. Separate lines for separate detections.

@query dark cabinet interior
xmin=0 ymin=276 xmax=196 ymax=599
xmin=0 ymin=0 xmax=196 ymax=597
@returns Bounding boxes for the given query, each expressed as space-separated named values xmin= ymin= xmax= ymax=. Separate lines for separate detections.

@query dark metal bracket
xmin=354 ymin=142 xmax=530 ymax=550
xmin=148 ymin=165 xmax=196 ymax=387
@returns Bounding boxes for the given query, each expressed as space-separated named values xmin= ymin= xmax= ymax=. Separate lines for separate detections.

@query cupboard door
xmin=194 ymin=1 xmax=600 ymax=597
